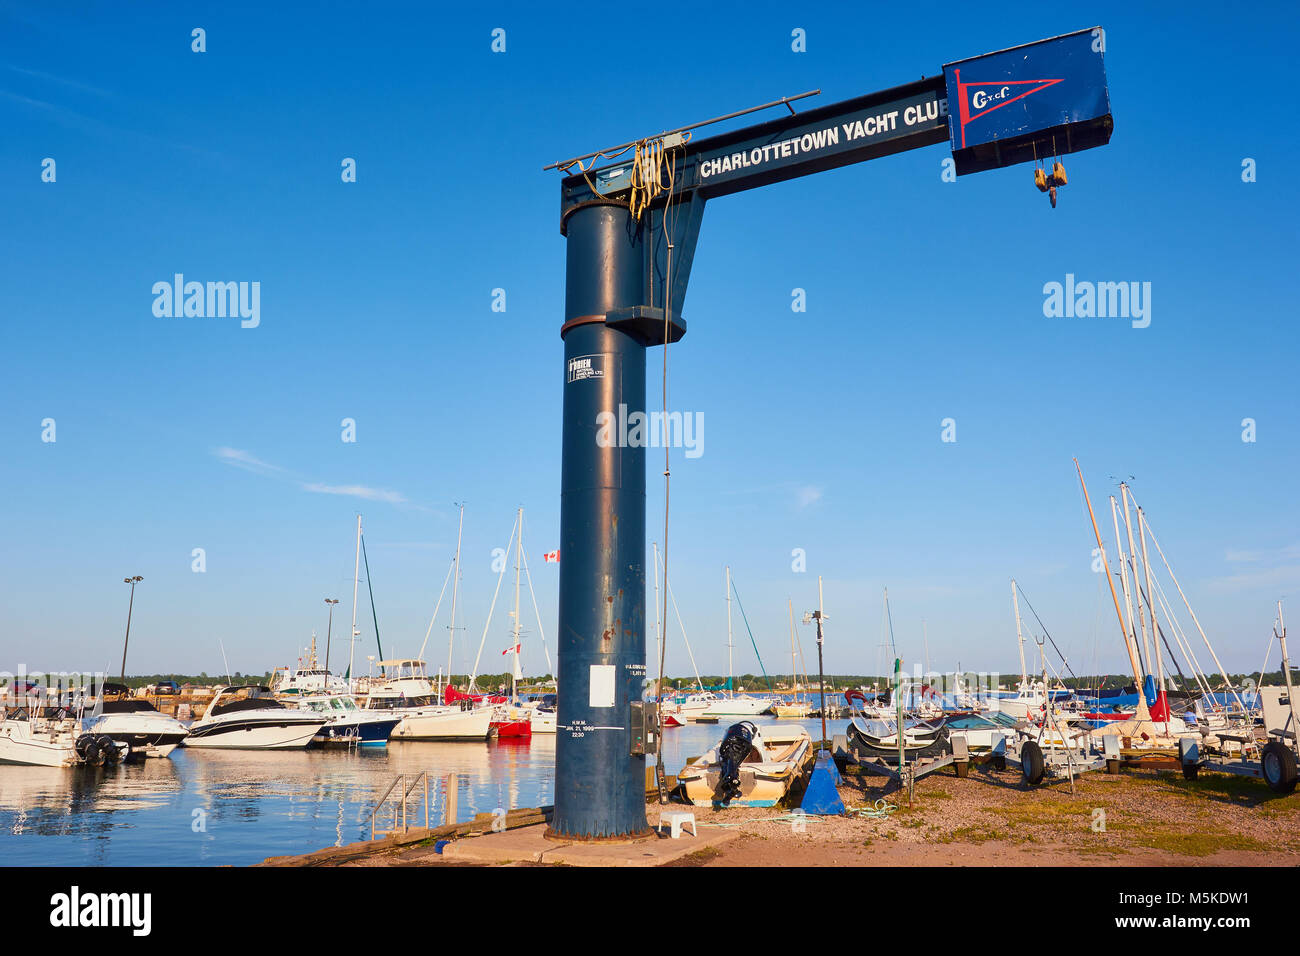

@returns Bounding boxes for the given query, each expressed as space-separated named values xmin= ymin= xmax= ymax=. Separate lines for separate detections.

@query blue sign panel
xmin=943 ymin=28 xmax=1112 ymax=175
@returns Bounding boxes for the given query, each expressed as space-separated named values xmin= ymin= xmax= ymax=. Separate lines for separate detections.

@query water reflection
xmin=0 ymin=719 xmax=846 ymax=865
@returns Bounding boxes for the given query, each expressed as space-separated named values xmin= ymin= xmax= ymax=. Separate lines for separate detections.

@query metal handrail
xmin=366 ymin=771 xmax=430 ymax=839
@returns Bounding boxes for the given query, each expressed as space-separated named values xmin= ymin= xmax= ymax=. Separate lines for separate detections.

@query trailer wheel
xmin=1261 ymin=741 xmax=1298 ymax=794
xmin=1021 ymin=741 xmax=1046 ymax=786
xmin=1181 ymin=762 xmax=1199 ymax=780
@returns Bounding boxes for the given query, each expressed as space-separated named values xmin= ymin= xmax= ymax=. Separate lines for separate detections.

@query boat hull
xmin=184 ymin=717 xmax=325 ymax=750
xmin=313 ymin=716 xmax=401 ymax=748
xmin=0 ymin=725 xmax=79 ymax=768
xmin=85 ymin=713 xmax=190 ymax=759
xmin=678 ymin=729 xmax=813 ymax=807
xmin=699 ymin=696 xmax=774 ymax=718
xmin=390 ymin=706 xmax=495 ymax=741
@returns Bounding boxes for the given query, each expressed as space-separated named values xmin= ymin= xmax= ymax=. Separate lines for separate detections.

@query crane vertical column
xmin=548 ymin=201 xmax=652 ymax=842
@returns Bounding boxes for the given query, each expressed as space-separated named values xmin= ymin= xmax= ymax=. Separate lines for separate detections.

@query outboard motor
xmin=714 ymin=721 xmax=758 ymax=807
xmin=97 ymin=735 xmax=122 ymax=765
xmin=74 ymin=734 xmax=101 ymax=765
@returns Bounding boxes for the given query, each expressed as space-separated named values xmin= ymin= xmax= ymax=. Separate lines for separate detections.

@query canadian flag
xmin=543 ymin=549 xmax=560 ymax=563
xmin=502 ymin=642 xmax=520 ymax=656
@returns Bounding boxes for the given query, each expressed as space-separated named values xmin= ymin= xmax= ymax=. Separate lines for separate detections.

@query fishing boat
xmin=83 ymin=683 xmax=189 ymax=759
xmin=183 ymin=685 xmax=327 ymax=750
xmin=0 ymin=706 xmax=127 ymax=767
xmin=270 ymin=633 xmax=350 ymax=697
xmin=678 ymin=721 xmax=813 ymax=808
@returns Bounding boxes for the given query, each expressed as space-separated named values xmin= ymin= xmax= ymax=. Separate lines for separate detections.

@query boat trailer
xmin=1177 ymin=685 xmax=1299 ymax=795
xmin=833 ymin=733 xmax=990 ymax=803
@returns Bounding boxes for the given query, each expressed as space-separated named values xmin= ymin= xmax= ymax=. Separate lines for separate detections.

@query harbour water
xmin=0 ymin=717 xmax=851 ymax=866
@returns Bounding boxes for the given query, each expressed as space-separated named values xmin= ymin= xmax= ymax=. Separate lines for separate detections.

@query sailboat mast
xmin=348 ymin=514 xmax=362 ymax=685
xmin=725 ymin=565 xmax=733 ymax=694
xmin=1121 ymin=485 xmax=1153 ymax=675
xmin=1109 ymin=496 xmax=1141 ymax=672
xmin=788 ymin=599 xmax=798 ymax=695
xmin=1073 ymin=459 xmax=1148 ymax=715
xmin=511 ymin=507 xmax=523 ymax=703
xmin=1012 ymin=579 xmax=1027 ymax=688
xmin=1136 ymin=506 xmax=1167 ymax=725
xmin=923 ymin=619 xmax=930 ymax=679
xmin=446 ymin=504 xmax=464 ymax=696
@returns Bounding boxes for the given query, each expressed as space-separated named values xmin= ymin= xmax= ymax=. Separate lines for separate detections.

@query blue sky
xmin=2 ymin=2 xmax=1296 ymax=684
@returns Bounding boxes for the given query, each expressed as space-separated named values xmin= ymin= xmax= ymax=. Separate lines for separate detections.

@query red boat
xmin=492 ymin=718 xmax=532 ymax=739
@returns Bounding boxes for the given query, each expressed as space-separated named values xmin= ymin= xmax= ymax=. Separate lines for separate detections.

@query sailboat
xmin=772 ymin=600 xmax=811 ymax=718
xmin=1074 ymin=464 xmax=1197 ymax=746
xmin=348 ymin=512 xmax=494 ymax=741
xmin=459 ymin=508 xmax=557 ymax=737
xmin=995 ymin=580 xmax=1050 ymax=720
xmin=700 ymin=567 xmax=774 ymax=718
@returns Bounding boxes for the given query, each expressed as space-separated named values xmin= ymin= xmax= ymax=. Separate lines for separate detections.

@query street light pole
xmin=803 ymin=575 xmax=829 ymax=748
xmin=120 ymin=576 xmax=143 ymax=684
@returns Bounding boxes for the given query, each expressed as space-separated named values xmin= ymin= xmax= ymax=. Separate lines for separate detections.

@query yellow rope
xmin=556 ymin=133 xmax=690 ymax=220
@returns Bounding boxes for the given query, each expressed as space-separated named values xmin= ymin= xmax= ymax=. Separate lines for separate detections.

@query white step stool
xmin=658 ymin=810 xmax=697 ymax=839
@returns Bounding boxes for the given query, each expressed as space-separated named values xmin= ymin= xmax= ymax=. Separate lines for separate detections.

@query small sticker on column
xmin=567 ymin=354 xmax=606 ymax=383
xmin=589 ymin=664 xmax=616 ymax=708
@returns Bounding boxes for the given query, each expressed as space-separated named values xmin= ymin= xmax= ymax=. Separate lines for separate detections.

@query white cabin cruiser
xmin=84 ymin=686 xmax=189 ymax=759
xmin=360 ymin=660 xmax=494 ymax=741
xmin=184 ymin=686 xmax=327 ymax=750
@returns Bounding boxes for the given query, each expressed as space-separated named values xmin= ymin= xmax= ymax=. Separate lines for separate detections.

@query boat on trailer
xmin=847 ymin=716 xmax=949 ymax=763
xmin=678 ymin=721 xmax=812 ymax=808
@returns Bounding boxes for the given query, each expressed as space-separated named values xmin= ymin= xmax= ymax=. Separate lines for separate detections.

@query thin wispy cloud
xmin=1206 ymin=565 xmax=1300 ymax=594
xmin=6 ymin=65 xmax=113 ymax=98
xmin=1226 ymin=543 xmax=1300 ymax=564
xmin=796 ymin=485 xmax=824 ymax=510
xmin=302 ymin=483 xmax=407 ymax=505
xmin=212 ymin=447 xmax=418 ymax=509
xmin=214 ymin=447 xmax=284 ymax=477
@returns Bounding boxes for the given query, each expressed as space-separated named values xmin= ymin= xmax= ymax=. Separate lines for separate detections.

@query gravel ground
xmin=660 ymin=761 xmax=1300 ymax=867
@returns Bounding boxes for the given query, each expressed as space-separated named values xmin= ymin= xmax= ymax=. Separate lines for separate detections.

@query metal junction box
xmin=943 ymin=27 xmax=1113 ymax=175
xmin=629 ymin=701 xmax=658 ymax=756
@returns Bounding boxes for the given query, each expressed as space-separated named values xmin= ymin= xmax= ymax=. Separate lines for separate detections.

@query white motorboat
xmin=183 ymin=686 xmax=327 ymax=750
xmin=993 ymin=680 xmax=1049 ymax=720
xmin=664 ymin=691 xmax=720 ymax=721
xmin=366 ymin=695 xmax=496 ymax=741
xmin=678 ymin=722 xmax=813 ymax=808
xmin=84 ymin=686 xmax=189 ymax=759
xmin=0 ymin=707 xmax=128 ymax=767
xmin=360 ymin=659 xmax=495 ymax=741
xmin=288 ymin=693 xmax=401 ymax=747
xmin=700 ymin=694 xmax=774 ymax=718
